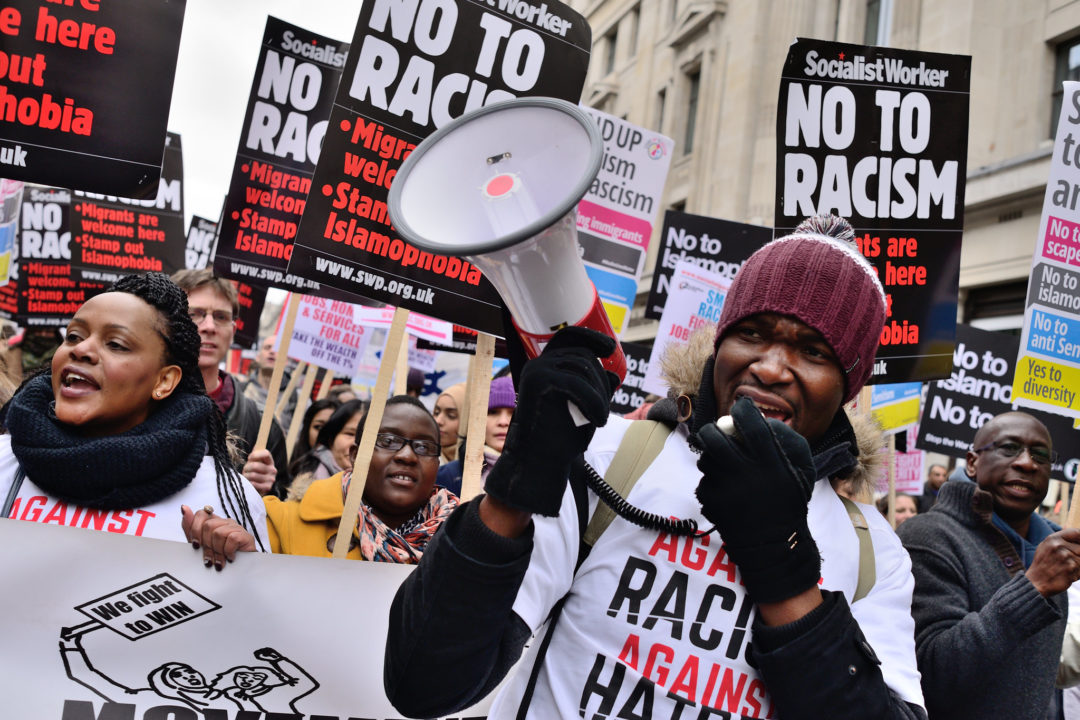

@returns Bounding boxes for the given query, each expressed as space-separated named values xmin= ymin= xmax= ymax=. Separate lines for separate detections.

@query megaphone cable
xmin=573 ymin=457 xmax=711 ymax=538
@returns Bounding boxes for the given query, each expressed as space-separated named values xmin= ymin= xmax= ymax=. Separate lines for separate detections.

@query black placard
xmin=644 ymin=211 xmax=771 ymax=320
xmin=775 ymin=38 xmax=970 ymax=384
xmin=917 ymin=324 xmax=1080 ymax=483
xmin=212 ymin=17 xmax=349 ymax=294
xmin=287 ymin=0 xmax=592 ymax=335
xmin=69 ymin=132 xmax=186 ymax=283
xmin=0 ymin=0 xmax=184 ymax=197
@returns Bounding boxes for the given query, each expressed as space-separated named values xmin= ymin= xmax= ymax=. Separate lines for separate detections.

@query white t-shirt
xmin=490 ymin=417 xmax=924 ymax=719
xmin=0 ymin=434 xmax=269 ymax=549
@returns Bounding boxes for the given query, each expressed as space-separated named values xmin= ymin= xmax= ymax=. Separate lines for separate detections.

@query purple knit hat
xmin=488 ymin=376 xmax=517 ymax=411
xmin=714 ymin=215 xmax=886 ymax=404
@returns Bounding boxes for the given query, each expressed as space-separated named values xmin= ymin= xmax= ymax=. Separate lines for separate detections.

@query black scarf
xmin=3 ymin=374 xmax=212 ymax=509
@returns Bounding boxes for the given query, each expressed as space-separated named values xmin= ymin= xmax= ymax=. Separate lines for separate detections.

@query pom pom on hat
xmin=714 ymin=214 xmax=886 ymax=404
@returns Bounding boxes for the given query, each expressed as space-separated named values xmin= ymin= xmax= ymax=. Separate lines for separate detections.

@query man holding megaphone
xmin=385 ymin=215 xmax=926 ymax=720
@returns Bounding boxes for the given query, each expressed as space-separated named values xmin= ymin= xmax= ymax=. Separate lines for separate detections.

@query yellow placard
xmin=872 ymin=396 xmax=920 ymax=433
xmin=1013 ymin=356 xmax=1080 ymax=413
xmin=600 ymin=300 xmax=628 ymax=335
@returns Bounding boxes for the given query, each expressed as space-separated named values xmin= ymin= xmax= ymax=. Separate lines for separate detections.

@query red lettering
xmin=0 ymin=7 xmax=20 ymax=35
xmin=715 ymin=668 xmax=748 ymax=712
xmin=107 ymin=510 xmax=131 ymax=533
xmin=742 ymin=678 xmax=768 ymax=718
xmin=133 ymin=509 xmax=155 ymax=536
xmin=41 ymin=500 xmax=67 ymax=525
xmin=617 ymin=633 xmax=640 ymax=669
xmin=21 ymin=495 xmax=46 ymax=521
xmin=648 ymin=532 xmax=678 ymax=563
xmin=34 ymin=6 xmax=115 ymax=54
xmin=81 ymin=508 xmax=108 ymax=530
xmin=669 ymin=655 xmax=700 ymax=702
xmin=643 ymin=642 xmax=675 ymax=686
xmin=706 ymin=545 xmax=738 ymax=582
xmin=681 ymin=534 xmax=709 ymax=571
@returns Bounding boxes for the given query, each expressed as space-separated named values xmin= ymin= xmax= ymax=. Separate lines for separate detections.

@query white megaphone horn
xmin=387 ymin=97 xmax=627 ymax=389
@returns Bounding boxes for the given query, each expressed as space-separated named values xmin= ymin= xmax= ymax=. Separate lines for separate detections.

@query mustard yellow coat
xmin=263 ymin=471 xmax=363 ymax=559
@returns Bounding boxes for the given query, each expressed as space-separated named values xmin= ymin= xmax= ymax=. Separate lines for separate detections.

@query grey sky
xmin=166 ymin=1 xmax=361 ymax=230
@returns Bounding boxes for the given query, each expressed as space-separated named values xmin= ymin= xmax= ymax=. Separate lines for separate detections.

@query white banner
xmin=289 ymin=295 xmax=373 ymax=376
xmin=642 ymin=260 xmax=731 ymax=396
xmin=0 ymin=519 xmax=492 ymax=719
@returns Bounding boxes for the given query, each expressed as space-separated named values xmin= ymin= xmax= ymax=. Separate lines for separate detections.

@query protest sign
xmin=877 ymin=426 xmax=925 ymax=496
xmin=185 ymin=215 xmax=217 ymax=270
xmin=289 ymin=294 xmax=373 ymax=375
xmin=645 ymin=211 xmax=770 ymax=320
xmin=417 ymin=323 xmax=510 ymax=357
xmin=0 ymin=519 xmax=493 ymax=719
xmin=642 ymin=260 xmax=730 ymax=396
xmin=610 ymin=341 xmax=652 ymax=416
xmin=577 ymin=108 xmax=673 ymax=334
xmin=287 ymin=0 xmax=592 ymax=335
xmin=0 ymin=179 xmax=24 ymax=284
xmin=0 ymin=0 xmax=184 ymax=197
xmin=69 ymin=132 xmax=186 ymax=284
xmin=1012 ymin=80 xmax=1080 ymax=419
xmin=870 ymin=381 xmax=922 ymax=435
xmin=356 ymin=305 xmax=454 ymax=347
xmin=918 ymin=324 xmax=1080 ymax=483
xmin=776 ymin=38 xmax=970 ymax=385
xmin=18 ymin=184 xmax=104 ymax=326
xmin=233 ymin=280 xmax=268 ymax=349
xmin=212 ymin=17 xmax=349 ymax=293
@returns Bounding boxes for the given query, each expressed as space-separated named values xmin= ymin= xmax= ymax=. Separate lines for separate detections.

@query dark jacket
xmin=385 ymin=423 xmax=926 ymax=720
xmin=898 ymin=480 xmax=1067 ymax=720
xmin=224 ymin=383 xmax=291 ymax=499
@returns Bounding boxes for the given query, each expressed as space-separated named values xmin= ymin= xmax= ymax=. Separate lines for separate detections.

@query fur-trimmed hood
xmin=657 ymin=326 xmax=886 ymax=497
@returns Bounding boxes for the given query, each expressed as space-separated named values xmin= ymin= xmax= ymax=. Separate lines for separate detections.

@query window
xmin=670 ymin=0 xmax=678 ymax=25
xmin=1052 ymin=38 xmax=1080 ymax=138
xmin=628 ymin=6 xmax=640 ymax=55
xmin=864 ymin=0 xmax=891 ymax=46
xmin=656 ymin=88 xmax=666 ymax=133
xmin=963 ymin=280 xmax=1028 ymax=335
xmin=605 ymin=28 xmax=618 ymax=75
xmin=683 ymin=70 xmax=700 ymax=155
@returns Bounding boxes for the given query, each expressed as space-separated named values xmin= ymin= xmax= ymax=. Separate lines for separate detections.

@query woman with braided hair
xmin=0 ymin=272 xmax=268 ymax=554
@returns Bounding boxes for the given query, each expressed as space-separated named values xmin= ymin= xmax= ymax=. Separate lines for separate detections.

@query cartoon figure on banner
xmin=60 ymin=635 xmax=318 ymax=713
xmin=56 ymin=573 xmax=320 ymax=713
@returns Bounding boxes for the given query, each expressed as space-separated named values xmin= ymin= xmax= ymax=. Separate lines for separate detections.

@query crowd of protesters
xmin=3 ymin=215 xmax=1080 ymax=719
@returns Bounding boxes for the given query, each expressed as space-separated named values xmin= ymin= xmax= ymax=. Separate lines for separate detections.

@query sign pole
xmin=255 ymin=293 xmax=300 ymax=452
xmin=459 ymin=333 xmax=496 ymax=501
xmin=275 ymin=360 xmax=308 ymax=423
xmin=285 ymin=365 xmax=321 ymax=461
xmin=333 ymin=306 xmax=410 ymax=558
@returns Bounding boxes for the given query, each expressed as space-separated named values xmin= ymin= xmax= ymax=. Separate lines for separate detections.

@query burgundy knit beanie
xmin=488 ymin=376 xmax=517 ymax=411
xmin=714 ymin=215 xmax=885 ymax=404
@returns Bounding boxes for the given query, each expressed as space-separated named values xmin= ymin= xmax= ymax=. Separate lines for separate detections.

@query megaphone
xmin=387 ymin=97 xmax=627 ymax=384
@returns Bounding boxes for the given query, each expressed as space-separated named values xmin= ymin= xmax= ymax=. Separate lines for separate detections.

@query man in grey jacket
xmin=899 ymin=411 xmax=1080 ymax=720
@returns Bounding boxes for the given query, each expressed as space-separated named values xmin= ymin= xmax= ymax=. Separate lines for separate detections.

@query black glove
xmin=485 ymin=326 xmax=618 ymax=516
xmin=694 ymin=396 xmax=820 ymax=604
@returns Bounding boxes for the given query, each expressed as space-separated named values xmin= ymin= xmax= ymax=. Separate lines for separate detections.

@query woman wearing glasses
xmin=184 ymin=395 xmax=457 ymax=564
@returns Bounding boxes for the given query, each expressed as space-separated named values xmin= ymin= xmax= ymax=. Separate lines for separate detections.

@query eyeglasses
xmin=188 ymin=308 xmax=234 ymax=327
xmin=974 ymin=440 xmax=1057 ymax=466
xmin=374 ymin=433 xmax=441 ymax=457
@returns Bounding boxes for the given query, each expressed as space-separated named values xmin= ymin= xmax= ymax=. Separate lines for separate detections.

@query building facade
xmin=569 ymin=0 xmax=1075 ymax=342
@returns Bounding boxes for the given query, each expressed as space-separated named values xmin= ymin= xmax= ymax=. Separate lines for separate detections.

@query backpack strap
xmin=581 ymin=420 xmax=672 ymax=552
xmin=838 ymin=495 xmax=876 ymax=602
xmin=520 ymin=421 xmax=672 ymax=717
xmin=2 ymin=464 xmax=26 ymax=518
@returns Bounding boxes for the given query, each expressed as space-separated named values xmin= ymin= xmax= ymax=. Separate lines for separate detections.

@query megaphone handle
xmin=568 ymin=400 xmax=589 ymax=427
